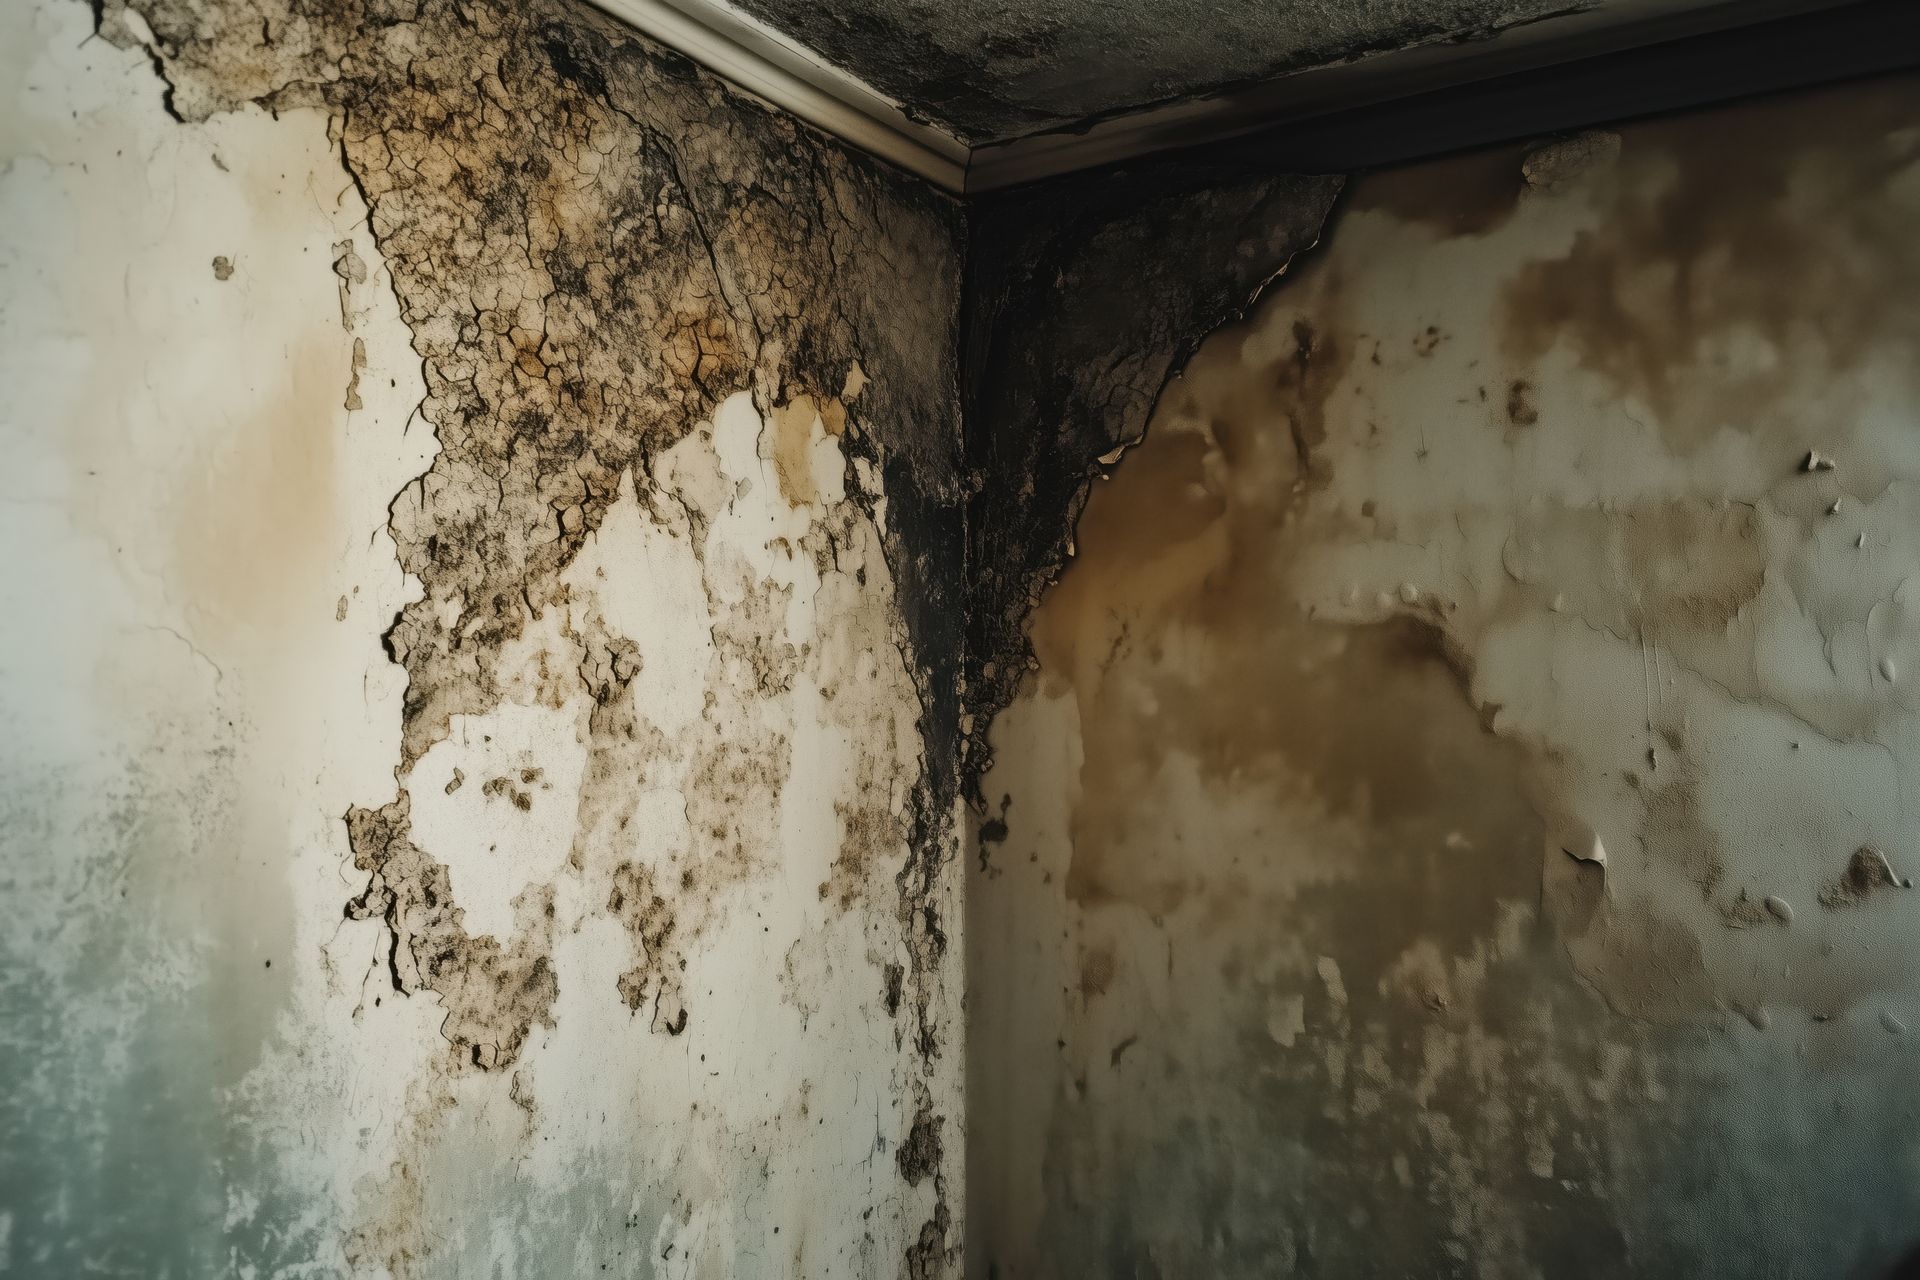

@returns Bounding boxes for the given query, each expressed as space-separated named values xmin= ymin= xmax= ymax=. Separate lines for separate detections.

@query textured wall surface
xmin=11 ymin=0 xmax=1920 ymax=1271
xmin=972 ymin=75 xmax=1920 ymax=1278
xmin=0 ymin=0 xmax=964 ymax=1272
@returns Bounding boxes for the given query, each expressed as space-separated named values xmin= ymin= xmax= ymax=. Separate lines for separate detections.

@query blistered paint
xmin=974 ymin=76 xmax=1920 ymax=1277
xmin=2 ymin=0 xmax=962 ymax=1272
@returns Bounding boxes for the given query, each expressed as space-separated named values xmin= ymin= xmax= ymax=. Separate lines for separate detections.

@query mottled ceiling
xmin=727 ymin=0 xmax=1610 ymax=143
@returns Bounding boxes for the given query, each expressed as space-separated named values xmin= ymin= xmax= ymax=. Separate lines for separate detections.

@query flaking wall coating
xmin=972 ymin=75 xmax=1920 ymax=1277
xmin=4 ymin=0 xmax=964 ymax=1271
xmin=13 ymin=0 xmax=1920 ymax=1272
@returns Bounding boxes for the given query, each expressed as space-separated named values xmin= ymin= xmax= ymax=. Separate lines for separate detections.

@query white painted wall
xmin=0 ymin=1 xmax=958 ymax=1273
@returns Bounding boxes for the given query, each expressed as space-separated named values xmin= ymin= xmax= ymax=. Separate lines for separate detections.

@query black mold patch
xmin=104 ymin=0 xmax=962 ymax=1037
xmin=539 ymin=21 xmax=608 ymax=99
xmin=960 ymin=158 xmax=1342 ymax=796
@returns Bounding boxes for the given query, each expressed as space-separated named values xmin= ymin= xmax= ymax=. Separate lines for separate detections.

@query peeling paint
xmin=973 ymin=72 xmax=1920 ymax=1279
xmin=15 ymin=0 xmax=1920 ymax=1272
xmin=5 ymin=0 xmax=964 ymax=1269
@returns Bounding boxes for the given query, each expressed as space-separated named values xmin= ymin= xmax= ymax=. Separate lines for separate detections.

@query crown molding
xmin=583 ymin=0 xmax=970 ymax=191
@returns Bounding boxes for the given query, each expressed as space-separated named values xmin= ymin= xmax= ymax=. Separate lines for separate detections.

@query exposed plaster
xmin=12 ymin=0 xmax=968 ymax=1267
xmin=17 ymin=0 xmax=1920 ymax=1271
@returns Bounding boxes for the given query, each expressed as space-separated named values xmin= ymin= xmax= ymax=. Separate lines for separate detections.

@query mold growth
xmin=961 ymin=158 xmax=1344 ymax=787
xmin=345 ymin=795 xmax=560 ymax=1067
xmin=93 ymin=0 xmax=966 ymax=1268
xmin=101 ymin=0 xmax=962 ymax=1030
xmin=972 ymin=73 xmax=1920 ymax=1278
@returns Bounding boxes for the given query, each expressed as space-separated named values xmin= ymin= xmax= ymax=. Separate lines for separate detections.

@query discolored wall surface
xmin=1 ymin=0 xmax=964 ymax=1273
xmin=12 ymin=0 xmax=1920 ymax=1270
xmin=971 ymin=76 xmax=1920 ymax=1278
xmin=960 ymin=158 xmax=1344 ymax=791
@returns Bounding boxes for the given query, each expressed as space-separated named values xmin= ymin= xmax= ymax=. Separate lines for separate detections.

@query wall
xmin=10 ymin=0 xmax=1920 ymax=1270
xmin=0 ymin=0 xmax=964 ymax=1273
xmin=972 ymin=75 xmax=1920 ymax=1277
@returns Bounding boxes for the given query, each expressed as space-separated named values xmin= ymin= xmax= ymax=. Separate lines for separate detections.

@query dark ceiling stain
xmin=731 ymin=0 xmax=1595 ymax=142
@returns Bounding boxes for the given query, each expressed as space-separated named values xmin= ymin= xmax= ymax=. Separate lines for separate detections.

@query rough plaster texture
xmin=1 ymin=0 xmax=964 ymax=1272
xmin=10 ymin=0 xmax=1920 ymax=1272
xmin=971 ymin=75 xmax=1920 ymax=1278
xmin=732 ymin=0 xmax=1593 ymax=142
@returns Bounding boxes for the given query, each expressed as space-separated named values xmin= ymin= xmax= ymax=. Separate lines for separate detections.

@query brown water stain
xmin=1031 ymin=295 xmax=1548 ymax=996
xmin=168 ymin=333 xmax=343 ymax=626
xmin=990 ymin=70 xmax=1920 ymax=1280
xmin=766 ymin=393 xmax=849 ymax=507
xmin=1027 ymin=176 xmax=1755 ymax=1040
xmin=1015 ymin=292 xmax=1662 ymax=1275
xmin=1501 ymin=73 xmax=1920 ymax=456
xmin=1344 ymin=141 xmax=1532 ymax=239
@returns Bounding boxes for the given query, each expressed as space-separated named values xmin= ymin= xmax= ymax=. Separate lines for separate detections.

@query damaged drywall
xmin=3 ymin=0 xmax=964 ymax=1271
xmin=971 ymin=74 xmax=1920 ymax=1278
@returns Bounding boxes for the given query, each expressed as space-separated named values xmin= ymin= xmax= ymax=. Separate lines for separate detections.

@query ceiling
xmin=728 ymin=0 xmax=1854 ymax=145
xmin=599 ymin=0 xmax=1881 ymax=189
xmin=728 ymin=0 xmax=1586 ymax=144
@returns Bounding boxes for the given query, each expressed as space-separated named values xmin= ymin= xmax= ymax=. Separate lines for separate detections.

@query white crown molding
xmin=583 ymin=0 xmax=970 ymax=192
